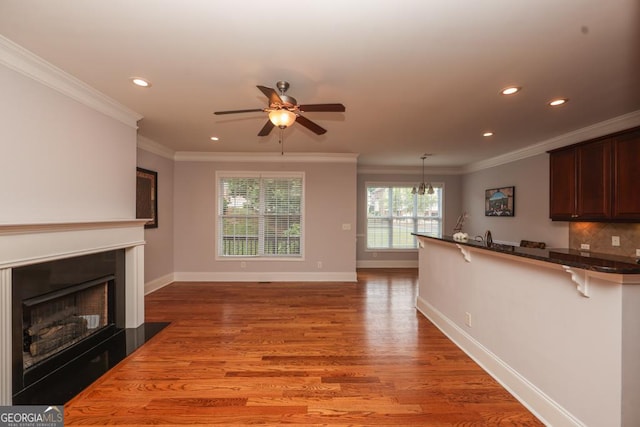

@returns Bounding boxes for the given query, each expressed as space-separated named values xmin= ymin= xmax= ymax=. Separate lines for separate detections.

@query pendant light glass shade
xmin=269 ymin=109 xmax=297 ymax=128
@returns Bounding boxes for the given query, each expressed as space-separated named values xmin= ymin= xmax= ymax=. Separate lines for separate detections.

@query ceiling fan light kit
xmin=268 ymin=109 xmax=297 ymax=128
xmin=214 ymin=80 xmax=345 ymax=137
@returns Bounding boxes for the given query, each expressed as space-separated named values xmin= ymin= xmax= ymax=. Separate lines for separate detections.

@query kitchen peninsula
xmin=414 ymin=234 xmax=640 ymax=427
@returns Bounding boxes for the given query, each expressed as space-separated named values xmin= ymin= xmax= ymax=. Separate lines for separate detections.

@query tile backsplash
xmin=569 ymin=222 xmax=640 ymax=258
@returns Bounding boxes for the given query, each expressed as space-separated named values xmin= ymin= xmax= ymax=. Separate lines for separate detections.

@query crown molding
xmin=137 ymin=136 xmax=176 ymax=160
xmin=463 ymin=110 xmax=640 ymax=173
xmin=174 ymin=151 xmax=360 ymax=163
xmin=0 ymin=35 xmax=142 ymax=129
xmin=357 ymin=165 xmax=463 ymax=175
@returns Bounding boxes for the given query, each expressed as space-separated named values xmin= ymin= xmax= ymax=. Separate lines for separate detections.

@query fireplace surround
xmin=0 ymin=220 xmax=147 ymax=405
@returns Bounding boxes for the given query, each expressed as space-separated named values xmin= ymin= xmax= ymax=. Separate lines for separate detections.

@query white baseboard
xmin=173 ymin=271 xmax=357 ymax=283
xmin=356 ymin=260 xmax=418 ymax=269
xmin=144 ymin=273 xmax=175 ymax=295
xmin=415 ymin=296 xmax=584 ymax=427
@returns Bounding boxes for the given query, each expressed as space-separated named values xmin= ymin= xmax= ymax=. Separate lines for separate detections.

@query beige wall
xmin=461 ymin=153 xmax=569 ymax=248
xmin=172 ymin=157 xmax=357 ymax=281
xmin=0 ymin=64 xmax=137 ymax=224
xmin=137 ymin=148 xmax=175 ymax=287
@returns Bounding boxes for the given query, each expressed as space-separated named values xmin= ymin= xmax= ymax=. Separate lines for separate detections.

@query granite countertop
xmin=414 ymin=234 xmax=640 ymax=274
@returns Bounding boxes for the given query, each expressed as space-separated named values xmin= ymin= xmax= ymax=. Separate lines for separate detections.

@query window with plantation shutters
xmin=218 ymin=173 xmax=303 ymax=258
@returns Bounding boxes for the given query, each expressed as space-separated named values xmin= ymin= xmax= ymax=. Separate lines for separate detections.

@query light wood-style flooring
xmin=64 ymin=268 xmax=543 ymax=425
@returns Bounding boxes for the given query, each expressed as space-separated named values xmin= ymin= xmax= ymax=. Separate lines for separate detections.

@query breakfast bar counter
xmin=413 ymin=234 xmax=640 ymax=427
xmin=416 ymin=234 xmax=640 ymax=275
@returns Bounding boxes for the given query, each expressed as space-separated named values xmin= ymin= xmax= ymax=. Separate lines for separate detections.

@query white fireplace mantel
xmin=0 ymin=219 xmax=147 ymax=405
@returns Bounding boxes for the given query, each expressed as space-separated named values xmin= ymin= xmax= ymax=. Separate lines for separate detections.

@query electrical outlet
xmin=465 ymin=312 xmax=472 ymax=327
xmin=612 ymin=236 xmax=620 ymax=247
xmin=636 ymin=249 xmax=640 ymax=257
xmin=240 ymin=261 xmax=246 ymax=268
xmin=317 ymin=261 xmax=323 ymax=269
xmin=580 ymin=243 xmax=590 ymax=250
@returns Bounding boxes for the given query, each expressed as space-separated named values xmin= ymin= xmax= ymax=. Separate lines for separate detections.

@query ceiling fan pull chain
xmin=280 ymin=128 xmax=284 ymax=155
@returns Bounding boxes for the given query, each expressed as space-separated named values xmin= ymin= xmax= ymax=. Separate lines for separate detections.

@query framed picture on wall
xmin=485 ymin=186 xmax=514 ymax=217
xmin=136 ymin=167 xmax=158 ymax=228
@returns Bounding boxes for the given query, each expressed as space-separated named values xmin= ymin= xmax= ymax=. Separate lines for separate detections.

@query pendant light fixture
xmin=412 ymin=154 xmax=434 ymax=195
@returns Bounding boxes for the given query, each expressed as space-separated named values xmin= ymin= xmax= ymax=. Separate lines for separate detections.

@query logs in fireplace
xmin=25 ymin=307 xmax=89 ymax=357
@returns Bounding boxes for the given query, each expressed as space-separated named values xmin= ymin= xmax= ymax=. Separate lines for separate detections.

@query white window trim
xmin=215 ymin=171 xmax=305 ymax=261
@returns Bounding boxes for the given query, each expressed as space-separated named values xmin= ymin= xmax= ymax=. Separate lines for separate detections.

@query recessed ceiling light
xmin=549 ymin=98 xmax=568 ymax=106
xmin=501 ymin=86 xmax=521 ymax=95
xmin=483 ymin=132 xmax=494 ymax=137
xmin=131 ymin=77 xmax=151 ymax=88
xmin=210 ymin=136 xmax=219 ymax=141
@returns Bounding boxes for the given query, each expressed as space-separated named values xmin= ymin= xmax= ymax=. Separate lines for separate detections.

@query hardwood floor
xmin=64 ymin=269 xmax=543 ymax=426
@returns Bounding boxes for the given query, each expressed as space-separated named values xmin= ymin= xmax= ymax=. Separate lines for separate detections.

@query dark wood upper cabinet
xmin=549 ymin=127 xmax=639 ymax=222
xmin=612 ymin=129 xmax=640 ymax=219
xmin=549 ymin=147 xmax=576 ymax=220
xmin=576 ymin=140 xmax=611 ymax=219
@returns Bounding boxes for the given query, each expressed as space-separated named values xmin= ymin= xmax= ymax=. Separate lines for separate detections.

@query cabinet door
xmin=549 ymin=148 xmax=576 ymax=220
xmin=612 ymin=130 xmax=640 ymax=219
xmin=576 ymin=140 xmax=611 ymax=219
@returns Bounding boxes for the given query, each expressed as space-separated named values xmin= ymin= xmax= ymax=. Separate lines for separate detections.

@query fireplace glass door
xmin=22 ymin=278 xmax=110 ymax=370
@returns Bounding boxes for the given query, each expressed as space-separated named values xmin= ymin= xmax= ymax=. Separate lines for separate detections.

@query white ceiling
xmin=1 ymin=0 xmax=639 ymax=167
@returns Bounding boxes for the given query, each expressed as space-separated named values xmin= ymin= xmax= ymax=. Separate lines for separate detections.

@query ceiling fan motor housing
xmin=276 ymin=80 xmax=290 ymax=93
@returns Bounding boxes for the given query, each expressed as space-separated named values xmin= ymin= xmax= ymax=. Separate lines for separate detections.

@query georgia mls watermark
xmin=0 ymin=406 xmax=63 ymax=427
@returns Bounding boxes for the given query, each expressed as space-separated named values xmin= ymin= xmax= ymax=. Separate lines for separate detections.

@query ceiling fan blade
xmin=258 ymin=120 xmax=275 ymax=136
xmin=296 ymin=115 xmax=327 ymax=135
xmin=256 ymin=85 xmax=283 ymax=105
xmin=299 ymin=103 xmax=346 ymax=112
xmin=214 ymin=108 xmax=264 ymax=115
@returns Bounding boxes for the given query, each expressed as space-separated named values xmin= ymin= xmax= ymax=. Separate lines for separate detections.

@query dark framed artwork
xmin=485 ymin=186 xmax=515 ymax=217
xmin=136 ymin=167 xmax=158 ymax=228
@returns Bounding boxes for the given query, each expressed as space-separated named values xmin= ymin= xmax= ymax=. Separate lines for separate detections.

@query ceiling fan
xmin=214 ymin=81 xmax=345 ymax=136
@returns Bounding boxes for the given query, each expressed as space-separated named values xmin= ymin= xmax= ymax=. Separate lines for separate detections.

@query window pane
xmin=263 ymin=215 xmax=301 ymax=255
xmin=220 ymin=217 xmax=259 ymax=255
xmin=391 ymin=187 xmax=414 ymax=218
xmin=263 ymin=177 xmax=302 ymax=256
xmin=393 ymin=217 xmax=416 ymax=248
xmin=416 ymin=218 xmax=440 ymax=237
xmin=367 ymin=187 xmax=389 ymax=217
xmin=416 ymin=190 xmax=438 ymax=216
xmin=221 ymin=178 xmax=259 ymax=215
xmin=367 ymin=217 xmax=390 ymax=248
